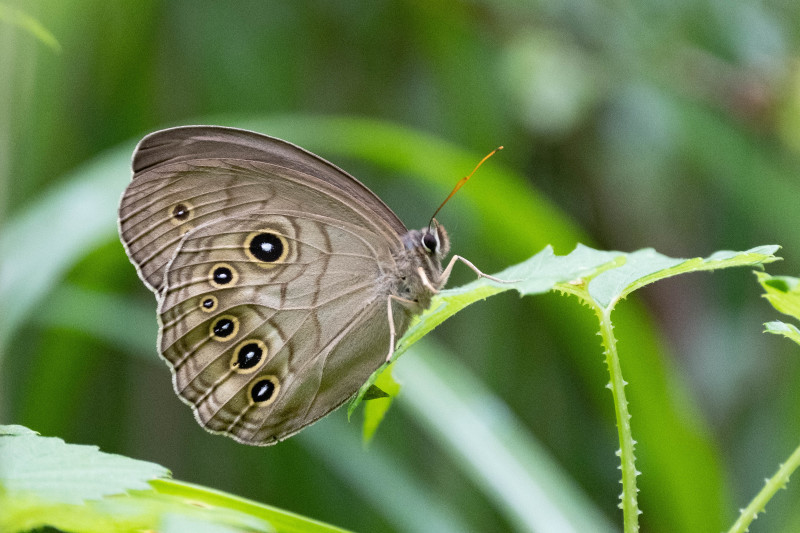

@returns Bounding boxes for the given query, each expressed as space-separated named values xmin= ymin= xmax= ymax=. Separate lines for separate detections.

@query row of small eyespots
xmin=166 ymin=207 xmax=286 ymax=407
xmin=171 ymin=225 xmax=290 ymax=407
xmin=206 ymin=315 xmax=279 ymax=406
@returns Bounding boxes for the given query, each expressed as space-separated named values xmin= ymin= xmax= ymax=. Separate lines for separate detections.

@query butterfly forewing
xmin=132 ymin=126 xmax=407 ymax=236
xmin=120 ymin=160 xmax=403 ymax=293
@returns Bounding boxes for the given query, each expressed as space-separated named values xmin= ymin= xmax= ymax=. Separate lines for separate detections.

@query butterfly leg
xmin=417 ymin=267 xmax=438 ymax=293
xmin=440 ymin=254 xmax=514 ymax=286
xmin=385 ymin=294 xmax=417 ymax=362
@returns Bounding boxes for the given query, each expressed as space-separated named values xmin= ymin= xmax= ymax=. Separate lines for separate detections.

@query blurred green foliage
xmin=2 ymin=1 xmax=800 ymax=532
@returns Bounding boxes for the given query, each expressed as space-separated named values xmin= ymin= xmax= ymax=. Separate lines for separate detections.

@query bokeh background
xmin=2 ymin=1 xmax=800 ymax=532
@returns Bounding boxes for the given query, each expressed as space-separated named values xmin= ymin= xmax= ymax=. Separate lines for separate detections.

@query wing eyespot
xmin=209 ymin=263 xmax=239 ymax=288
xmin=168 ymin=202 xmax=194 ymax=225
xmin=248 ymin=376 xmax=280 ymax=406
xmin=200 ymin=295 xmax=218 ymax=313
xmin=230 ymin=339 xmax=267 ymax=373
xmin=209 ymin=315 xmax=239 ymax=341
xmin=244 ymin=229 xmax=288 ymax=268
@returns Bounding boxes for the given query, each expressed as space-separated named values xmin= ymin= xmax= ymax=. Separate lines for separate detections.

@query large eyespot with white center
xmin=209 ymin=315 xmax=239 ymax=341
xmin=249 ymin=375 xmax=280 ymax=406
xmin=244 ymin=229 xmax=288 ymax=268
xmin=209 ymin=263 xmax=239 ymax=288
xmin=200 ymin=295 xmax=218 ymax=313
xmin=421 ymin=231 xmax=439 ymax=254
xmin=168 ymin=202 xmax=194 ymax=225
xmin=230 ymin=339 xmax=267 ymax=373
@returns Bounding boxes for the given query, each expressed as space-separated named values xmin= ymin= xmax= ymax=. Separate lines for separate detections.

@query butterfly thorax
xmin=389 ymin=224 xmax=451 ymax=313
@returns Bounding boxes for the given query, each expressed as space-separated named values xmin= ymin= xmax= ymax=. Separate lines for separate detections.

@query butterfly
xmin=119 ymin=126 xmax=497 ymax=445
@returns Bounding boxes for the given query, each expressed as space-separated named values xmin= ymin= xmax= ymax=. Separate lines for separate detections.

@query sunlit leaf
xmin=0 ymin=426 xmax=349 ymax=533
xmin=150 ymin=479 xmax=349 ymax=533
xmin=763 ymin=321 xmax=800 ymax=346
xmin=585 ymin=246 xmax=781 ymax=310
xmin=756 ymin=272 xmax=800 ymax=321
xmin=160 ymin=515 xmax=254 ymax=533
xmin=0 ymin=425 xmax=168 ymax=505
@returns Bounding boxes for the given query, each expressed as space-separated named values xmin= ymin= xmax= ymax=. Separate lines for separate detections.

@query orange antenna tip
xmin=428 ymin=145 xmax=503 ymax=227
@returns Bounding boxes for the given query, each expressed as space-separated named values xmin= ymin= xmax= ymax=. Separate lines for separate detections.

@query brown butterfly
xmin=119 ymin=126 xmax=496 ymax=445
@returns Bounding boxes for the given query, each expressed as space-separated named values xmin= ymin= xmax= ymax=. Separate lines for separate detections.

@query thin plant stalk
xmin=558 ymin=278 xmax=641 ymax=533
xmin=597 ymin=306 xmax=640 ymax=533
xmin=726 ymin=443 xmax=800 ymax=533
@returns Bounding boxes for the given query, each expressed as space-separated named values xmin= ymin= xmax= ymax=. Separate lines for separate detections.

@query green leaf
xmin=0 ymin=426 xmax=350 ymax=533
xmin=160 ymin=514 xmax=256 ymax=533
xmin=361 ymin=384 xmax=390 ymax=401
xmin=758 ymin=270 xmax=800 ymax=348
xmin=361 ymin=365 xmax=402 ymax=444
xmin=0 ymin=3 xmax=61 ymax=52
xmin=0 ymin=425 xmax=169 ymax=505
xmin=0 ymin=424 xmax=168 ymax=533
xmin=0 ymin=425 xmax=37 ymax=437
xmin=352 ymin=244 xmax=780 ymax=430
xmin=149 ymin=479 xmax=349 ymax=533
xmin=349 ymin=245 xmax=624 ymax=418
xmin=583 ymin=245 xmax=781 ymax=310
xmin=756 ymin=271 xmax=800 ymax=321
xmin=764 ymin=321 xmax=800 ymax=346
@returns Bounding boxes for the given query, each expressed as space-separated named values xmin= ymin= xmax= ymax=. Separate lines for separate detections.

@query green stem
xmin=726 ymin=443 xmax=800 ymax=533
xmin=597 ymin=306 xmax=640 ymax=532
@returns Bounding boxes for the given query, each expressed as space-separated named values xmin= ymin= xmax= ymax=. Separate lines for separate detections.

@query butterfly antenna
xmin=428 ymin=146 xmax=503 ymax=230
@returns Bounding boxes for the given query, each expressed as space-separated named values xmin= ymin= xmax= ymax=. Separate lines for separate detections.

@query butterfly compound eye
xmin=422 ymin=232 xmax=438 ymax=253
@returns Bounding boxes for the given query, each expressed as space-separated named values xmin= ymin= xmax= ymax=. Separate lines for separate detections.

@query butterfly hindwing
xmin=157 ymin=213 xmax=406 ymax=444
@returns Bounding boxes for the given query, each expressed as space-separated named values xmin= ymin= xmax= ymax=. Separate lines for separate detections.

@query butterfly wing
xmin=158 ymin=213 xmax=403 ymax=444
xmin=120 ymin=126 xmax=405 ymax=293
xmin=118 ymin=126 xmax=414 ymax=444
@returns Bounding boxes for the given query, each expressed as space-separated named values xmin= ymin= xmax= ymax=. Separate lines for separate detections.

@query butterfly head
xmin=420 ymin=219 xmax=450 ymax=259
